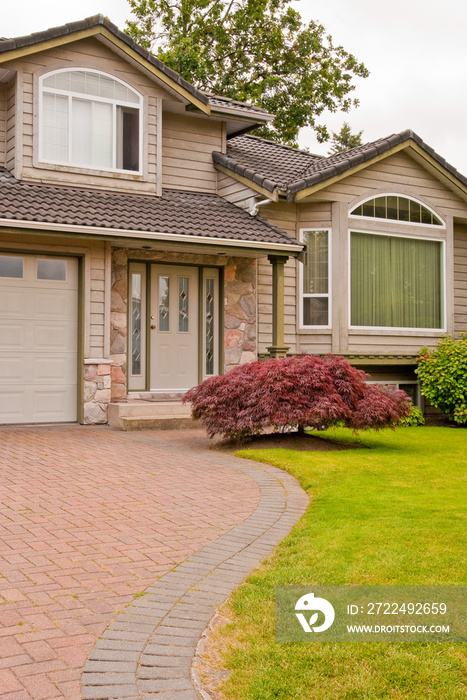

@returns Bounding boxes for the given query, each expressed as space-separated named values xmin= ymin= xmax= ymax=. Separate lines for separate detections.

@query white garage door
xmin=0 ymin=253 xmax=78 ymax=424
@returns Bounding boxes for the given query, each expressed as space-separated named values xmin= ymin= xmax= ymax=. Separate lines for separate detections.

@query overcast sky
xmin=2 ymin=0 xmax=467 ymax=173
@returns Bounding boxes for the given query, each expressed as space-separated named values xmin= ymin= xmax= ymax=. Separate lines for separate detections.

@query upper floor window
xmin=350 ymin=195 xmax=443 ymax=226
xmin=39 ymin=69 xmax=142 ymax=173
xmin=300 ymin=229 xmax=330 ymax=328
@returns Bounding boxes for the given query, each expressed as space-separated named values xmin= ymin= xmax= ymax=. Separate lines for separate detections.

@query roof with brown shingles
xmin=0 ymin=169 xmax=302 ymax=249
xmin=213 ymin=130 xmax=467 ymax=195
xmin=0 ymin=15 xmax=271 ymax=119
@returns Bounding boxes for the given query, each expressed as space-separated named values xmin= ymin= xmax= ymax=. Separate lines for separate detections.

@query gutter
xmin=0 ymin=218 xmax=303 ymax=255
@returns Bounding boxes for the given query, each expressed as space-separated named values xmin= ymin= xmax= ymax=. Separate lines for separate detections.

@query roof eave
xmin=0 ymin=217 xmax=303 ymax=255
xmin=213 ymin=153 xmax=283 ymax=200
xmin=209 ymin=105 xmax=274 ymax=122
xmin=288 ymin=131 xmax=467 ymax=202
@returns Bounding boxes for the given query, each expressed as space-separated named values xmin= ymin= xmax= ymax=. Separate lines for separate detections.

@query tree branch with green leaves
xmin=125 ymin=0 xmax=369 ymax=145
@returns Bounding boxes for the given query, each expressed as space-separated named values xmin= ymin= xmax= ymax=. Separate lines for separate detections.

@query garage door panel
xmin=0 ymin=391 xmax=26 ymax=421
xmin=0 ymin=324 xmax=26 ymax=349
xmin=0 ymin=289 xmax=28 ymax=317
xmin=34 ymin=323 xmax=77 ymax=351
xmin=0 ymin=357 xmax=24 ymax=381
xmin=33 ymin=290 xmax=76 ymax=319
xmin=32 ymin=387 xmax=77 ymax=422
xmin=34 ymin=356 xmax=77 ymax=382
xmin=0 ymin=254 xmax=79 ymax=424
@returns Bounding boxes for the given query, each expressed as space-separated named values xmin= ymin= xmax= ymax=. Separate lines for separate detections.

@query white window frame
xmin=349 ymin=193 xmax=446 ymax=229
xmin=348 ymin=228 xmax=446 ymax=333
xmin=299 ymin=228 xmax=332 ymax=330
xmin=38 ymin=68 xmax=143 ymax=175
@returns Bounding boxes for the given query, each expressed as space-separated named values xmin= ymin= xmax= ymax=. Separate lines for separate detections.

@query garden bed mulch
xmin=210 ymin=431 xmax=359 ymax=453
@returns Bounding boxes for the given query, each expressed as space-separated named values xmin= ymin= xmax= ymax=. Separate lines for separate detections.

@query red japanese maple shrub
xmin=183 ymin=354 xmax=411 ymax=441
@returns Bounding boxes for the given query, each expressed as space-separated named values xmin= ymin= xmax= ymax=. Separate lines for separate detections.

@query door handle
xmin=151 ymin=324 xmax=156 ymax=329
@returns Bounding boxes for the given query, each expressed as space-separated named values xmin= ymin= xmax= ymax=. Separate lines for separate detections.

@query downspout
xmin=249 ymin=197 xmax=274 ymax=216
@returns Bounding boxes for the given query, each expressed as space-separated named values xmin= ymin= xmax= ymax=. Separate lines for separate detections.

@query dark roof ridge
xmin=288 ymin=128 xmax=467 ymax=194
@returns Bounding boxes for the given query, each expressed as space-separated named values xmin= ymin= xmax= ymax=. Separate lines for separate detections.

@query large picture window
xmin=40 ymin=69 xmax=142 ymax=172
xmin=300 ymin=229 xmax=330 ymax=327
xmin=350 ymin=231 xmax=444 ymax=329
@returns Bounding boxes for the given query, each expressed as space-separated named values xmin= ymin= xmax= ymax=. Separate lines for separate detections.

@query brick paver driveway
xmin=0 ymin=426 xmax=260 ymax=700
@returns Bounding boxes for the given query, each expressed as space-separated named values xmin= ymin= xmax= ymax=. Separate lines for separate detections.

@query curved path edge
xmin=81 ymin=449 xmax=309 ymax=700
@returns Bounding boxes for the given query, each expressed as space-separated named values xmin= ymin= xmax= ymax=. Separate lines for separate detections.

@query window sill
xmin=348 ymin=328 xmax=445 ymax=336
xmin=297 ymin=327 xmax=332 ymax=334
xmin=34 ymin=160 xmax=144 ymax=181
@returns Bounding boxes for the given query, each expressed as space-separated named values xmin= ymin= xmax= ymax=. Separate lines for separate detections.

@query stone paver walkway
xmin=0 ymin=427 xmax=261 ymax=700
xmin=81 ymin=431 xmax=309 ymax=700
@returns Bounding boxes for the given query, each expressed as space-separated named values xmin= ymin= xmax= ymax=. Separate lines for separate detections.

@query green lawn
xmin=207 ymin=427 xmax=467 ymax=700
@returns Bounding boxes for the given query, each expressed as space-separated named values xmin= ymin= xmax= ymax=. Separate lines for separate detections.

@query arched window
xmin=350 ymin=195 xmax=443 ymax=226
xmin=39 ymin=69 xmax=142 ymax=172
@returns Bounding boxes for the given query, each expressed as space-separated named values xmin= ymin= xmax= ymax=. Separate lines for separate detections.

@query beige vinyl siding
xmin=89 ymin=241 xmax=106 ymax=356
xmin=216 ymin=171 xmax=256 ymax=208
xmin=306 ymin=151 xmax=467 ymax=218
xmin=299 ymin=201 xmax=332 ymax=229
xmin=454 ymin=224 xmax=467 ymax=338
xmin=5 ymin=78 xmax=15 ymax=173
xmin=162 ymin=112 xmax=222 ymax=192
xmin=4 ymin=37 xmax=170 ymax=194
xmin=0 ymin=82 xmax=6 ymax=167
xmin=347 ymin=333 xmax=440 ymax=356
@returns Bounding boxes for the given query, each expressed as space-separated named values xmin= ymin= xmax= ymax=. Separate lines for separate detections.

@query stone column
xmin=224 ymin=259 xmax=257 ymax=371
xmin=83 ymin=360 xmax=113 ymax=424
xmin=267 ymin=254 xmax=289 ymax=358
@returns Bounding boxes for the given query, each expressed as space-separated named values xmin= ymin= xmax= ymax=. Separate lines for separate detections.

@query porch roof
xmin=0 ymin=169 xmax=302 ymax=254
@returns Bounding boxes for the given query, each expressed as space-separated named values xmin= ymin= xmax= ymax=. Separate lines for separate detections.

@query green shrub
xmin=397 ymin=404 xmax=425 ymax=427
xmin=416 ymin=334 xmax=467 ymax=424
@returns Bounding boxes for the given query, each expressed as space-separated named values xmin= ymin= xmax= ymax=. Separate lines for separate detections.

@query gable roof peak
xmin=214 ymin=128 xmax=467 ymax=199
xmin=0 ymin=15 xmax=272 ymax=126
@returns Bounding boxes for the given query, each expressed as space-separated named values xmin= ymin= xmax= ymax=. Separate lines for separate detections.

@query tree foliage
xmin=183 ymin=354 xmax=410 ymax=441
xmin=328 ymin=121 xmax=364 ymax=154
xmin=125 ymin=0 xmax=369 ymax=145
xmin=416 ymin=334 xmax=467 ymax=424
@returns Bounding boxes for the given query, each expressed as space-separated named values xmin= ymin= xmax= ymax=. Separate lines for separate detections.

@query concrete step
xmin=108 ymin=400 xmax=196 ymax=431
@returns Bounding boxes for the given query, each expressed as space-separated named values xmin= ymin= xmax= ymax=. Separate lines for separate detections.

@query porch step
xmin=108 ymin=400 xmax=196 ymax=431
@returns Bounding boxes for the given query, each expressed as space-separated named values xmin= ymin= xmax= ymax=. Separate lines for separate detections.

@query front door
xmin=150 ymin=265 xmax=199 ymax=391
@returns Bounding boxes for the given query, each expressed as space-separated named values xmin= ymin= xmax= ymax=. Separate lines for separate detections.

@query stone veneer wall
xmin=83 ymin=361 xmax=112 ymax=424
xmin=110 ymin=249 xmax=258 ymax=397
xmin=223 ymin=259 xmax=257 ymax=371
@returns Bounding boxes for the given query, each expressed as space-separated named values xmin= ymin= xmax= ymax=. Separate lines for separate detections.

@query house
xmin=215 ymin=132 xmax=467 ymax=412
xmin=0 ymin=15 xmax=466 ymax=427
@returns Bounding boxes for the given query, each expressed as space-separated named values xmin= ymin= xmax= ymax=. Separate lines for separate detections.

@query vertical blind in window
xmin=350 ymin=232 xmax=443 ymax=328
